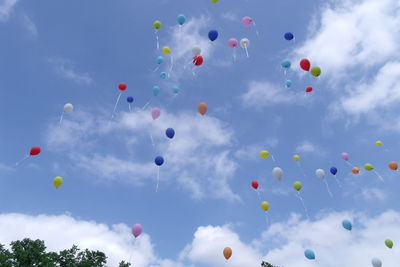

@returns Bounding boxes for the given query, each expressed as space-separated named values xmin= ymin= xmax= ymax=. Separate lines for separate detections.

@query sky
xmin=1 ymin=0 xmax=400 ymax=266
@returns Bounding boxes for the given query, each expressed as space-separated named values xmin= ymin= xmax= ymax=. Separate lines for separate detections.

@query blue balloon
xmin=330 ymin=167 xmax=338 ymax=175
xmin=127 ymin=96 xmax=134 ymax=103
xmin=152 ymin=86 xmax=161 ymax=96
xmin=281 ymin=59 xmax=291 ymax=69
xmin=160 ymin=72 xmax=167 ymax=79
xmin=172 ymin=85 xmax=180 ymax=94
xmin=177 ymin=14 xmax=186 ymax=25
xmin=156 ymin=56 xmax=164 ymax=65
xmin=284 ymin=32 xmax=294 ymax=41
xmin=166 ymin=128 xmax=175 ymax=139
xmin=285 ymin=80 xmax=292 ymax=88
xmin=342 ymin=220 xmax=352 ymax=231
xmin=155 ymin=156 xmax=164 ymax=166
xmin=304 ymin=249 xmax=315 ymax=260
xmin=208 ymin=30 xmax=218 ymax=41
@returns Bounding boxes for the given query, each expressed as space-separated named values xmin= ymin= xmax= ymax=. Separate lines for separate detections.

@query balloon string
xmin=256 ymin=190 xmax=261 ymax=200
xmin=15 ymin=155 xmax=29 ymax=166
xmin=150 ymin=132 xmax=155 ymax=148
xmin=153 ymin=65 xmax=160 ymax=72
xmin=233 ymin=49 xmax=236 ymax=62
xmin=297 ymin=192 xmax=310 ymax=220
xmin=271 ymin=154 xmax=276 ymax=163
xmin=112 ymin=92 xmax=122 ymax=118
xmin=373 ymin=170 xmax=385 ymax=182
xmin=169 ymin=55 xmax=174 ymax=72
xmin=156 ymin=166 xmax=160 ymax=192
xmin=128 ymin=104 xmax=132 ymax=112
xmin=244 ymin=46 xmax=249 ymax=58
xmin=323 ymin=179 xmax=333 ymax=197
xmin=264 ymin=213 xmax=269 ymax=227
xmin=59 ymin=112 xmax=65 ymax=126
xmin=141 ymin=99 xmax=151 ymax=110
xmin=252 ymin=21 xmax=260 ymax=38
xmin=297 ymin=162 xmax=307 ymax=179
xmin=345 ymin=161 xmax=355 ymax=168
xmin=333 ymin=175 xmax=342 ymax=188
xmin=165 ymin=94 xmax=178 ymax=109
xmin=155 ymin=31 xmax=159 ymax=50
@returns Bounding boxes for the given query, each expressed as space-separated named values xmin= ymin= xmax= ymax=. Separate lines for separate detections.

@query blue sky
xmin=1 ymin=0 xmax=400 ymax=266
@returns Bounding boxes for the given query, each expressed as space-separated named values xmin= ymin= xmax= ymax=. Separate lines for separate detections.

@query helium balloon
xmin=240 ymin=38 xmax=250 ymax=48
xmin=162 ymin=46 xmax=171 ymax=54
xmin=151 ymin=107 xmax=161 ymax=120
xmin=284 ymin=32 xmax=294 ymax=40
xmin=223 ymin=247 xmax=232 ymax=260
xmin=63 ymin=103 xmax=73 ymax=113
xmin=228 ymin=38 xmax=238 ymax=48
xmin=272 ymin=167 xmax=283 ymax=180
xmin=375 ymin=140 xmax=383 ymax=146
xmin=341 ymin=152 xmax=349 ymax=161
xmin=285 ymin=80 xmax=292 ymax=88
xmin=388 ymin=161 xmax=398 ymax=171
xmin=132 ymin=224 xmax=142 ymax=238
xmin=198 ymin=102 xmax=207 ymax=115
xmin=281 ymin=59 xmax=291 ymax=69
xmin=364 ymin=163 xmax=374 ymax=171
xmin=293 ymin=154 xmax=300 ymax=161
xmin=352 ymin=167 xmax=360 ymax=174
xmin=172 ymin=85 xmax=180 ymax=94
xmin=251 ymin=180 xmax=259 ymax=190
xmin=153 ymin=21 xmax=162 ymax=30
xmin=152 ymin=86 xmax=161 ymax=96
xmin=193 ymin=55 xmax=204 ymax=66
xmin=342 ymin=220 xmax=352 ymax=231
xmin=192 ymin=47 xmax=201 ymax=56
xmin=30 ymin=146 xmax=41 ymax=156
xmin=371 ymin=258 xmax=382 ymax=267
xmin=316 ymin=169 xmax=325 ymax=179
xmin=53 ymin=176 xmax=63 ymax=189
xmin=242 ymin=16 xmax=253 ymax=27
xmin=311 ymin=66 xmax=321 ymax=77
xmin=385 ymin=239 xmax=393 ymax=249
xmin=211 ymin=0 xmax=219 ymax=3
xmin=304 ymin=249 xmax=315 ymax=260
xmin=155 ymin=156 xmax=164 ymax=166
xmin=293 ymin=181 xmax=302 ymax=191
xmin=306 ymin=86 xmax=313 ymax=93
xmin=300 ymin=59 xmax=311 ymax=71
xmin=208 ymin=30 xmax=218 ymax=41
xmin=156 ymin=56 xmax=164 ymax=64
xmin=166 ymin=128 xmax=175 ymax=139
xmin=127 ymin=96 xmax=134 ymax=103
xmin=261 ymin=201 xmax=269 ymax=211
xmin=260 ymin=150 xmax=269 ymax=159
xmin=177 ymin=14 xmax=186 ymax=25
xmin=118 ymin=82 xmax=127 ymax=91
xmin=159 ymin=72 xmax=167 ymax=79
xmin=330 ymin=167 xmax=338 ymax=175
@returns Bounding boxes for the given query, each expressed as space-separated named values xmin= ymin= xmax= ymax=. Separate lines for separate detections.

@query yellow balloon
xmin=260 ymin=150 xmax=269 ymax=159
xmin=153 ymin=20 xmax=162 ymax=30
xmin=162 ymin=46 xmax=171 ymax=55
xmin=293 ymin=154 xmax=300 ymax=161
xmin=53 ymin=176 xmax=63 ymax=189
xmin=211 ymin=0 xmax=219 ymax=3
xmin=261 ymin=201 xmax=269 ymax=211
xmin=375 ymin=140 xmax=383 ymax=146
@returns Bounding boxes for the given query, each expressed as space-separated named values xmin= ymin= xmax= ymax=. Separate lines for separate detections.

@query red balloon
xmin=300 ymin=59 xmax=311 ymax=71
xmin=193 ymin=55 xmax=204 ymax=66
xmin=251 ymin=181 xmax=259 ymax=190
xmin=306 ymin=86 xmax=313 ymax=93
xmin=30 ymin=146 xmax=41 ymax=156
xmin=118 ymin=82 xmax=127 ymax=91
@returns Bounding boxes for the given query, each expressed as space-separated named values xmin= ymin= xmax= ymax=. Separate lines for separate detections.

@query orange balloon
xmin=389 ymin=161 xmax=398 ymax=171
xmin=223 ymin=247 xmax=232 ymax=260
xmin=352 ymin=167 xmax=360 ymax=174
xmin=198 ymin=102 xmax=208 ymax=115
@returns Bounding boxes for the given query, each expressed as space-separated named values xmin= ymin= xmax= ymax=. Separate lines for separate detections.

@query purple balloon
xmin=151 ymin=107 xmax=161 ymax=120
xmin=341 ymin=152 xmax=349 ymax=161
xmin=242 ymin=16 xmax=253 ymax=26
xmin=228 ymin=38 xmax=238 ymax=48
xmin=132 ymin=224 xmax=142 ymax=238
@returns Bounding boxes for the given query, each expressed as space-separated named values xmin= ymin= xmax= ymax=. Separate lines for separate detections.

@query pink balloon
xmin=132 ymin=224 xmax=142 ymax=238
xmin=151 ymin=107 xmax=161 ymax=120
xmin=341 ymin=152 xmax=349 ymax=161
xmin=242 ymin=16 xmax=253 ymax=26
xmin=228 ymin=38 xmax=238 ymax=48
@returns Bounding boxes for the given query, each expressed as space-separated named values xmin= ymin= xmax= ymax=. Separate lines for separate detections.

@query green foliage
xmin=261 ymin=260 xmax=282 ymax=267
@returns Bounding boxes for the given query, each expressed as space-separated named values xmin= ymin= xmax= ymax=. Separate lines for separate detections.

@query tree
xmin=0 ymin=238 xmax=131 ymax=267
xmin=261 ymin=260 xmax=282 ymax=267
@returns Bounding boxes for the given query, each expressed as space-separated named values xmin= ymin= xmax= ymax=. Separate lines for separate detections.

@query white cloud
xmin=295 ymin=140 xmax=327 ymax=158
xmin=362 ymin=187 xmax=387 ymax=202
xmin=20 ymin=13 xmax=37 ymax=37
xmin=0 ymin=0 xmax=17 ymax=22
xmin=48 ymin=57 xmax=93 ymax=85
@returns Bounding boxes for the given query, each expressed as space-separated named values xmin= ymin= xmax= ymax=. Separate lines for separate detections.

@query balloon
xmin=53 ymin=176 xmax=63 ymax=189
xmin=193 ymin=55 xmax=204 ymax=66
xmin=228 ymin=38 xmax=238 ymax=48
xmin=172 ymin=86 xmax=180 ymax=94
xmin=352 ymin=167 xmax=360 ymax=174
xmin=311 ymin=66 xmax=321 ymax=77
xmin=155 ymin=156 xmax=164 ymax=166
xmin=389 ymin=161 xmax=398 ymax=170
xmin=223 ymin=247 xmax=232 ymax=260
xmin=166 ymin=128 xmax=175 ymax=139
xmin=192 ymin=47 xmax=201 ymax=56
xmin=242 ymin=16 xmax=253 ymax=26
xmin=118 ymin=82 xmax=127 ymax=91
xmin=177 ymin=14 xmax=186 ymax=25
xmin=285 ymin=80 xmax=292 ymax=88
xmin=364 ymin=163 xmax=374 ymax=171
xmin=293 ymin=181 xmax=302 ymax=191
xmin=152 ymin=86 xmax=161 ymax=96
xmin=281 ymin=59 xmax=291 ymax=69
xmin=342 ymin=220 xmax=352 ymax=231
xmin=341 ymin=152 xmax=349 ymax=161
xmin=371 ymin=258 xmax=382 ymax=267
xmin=240 ymin=38 xmax=250 ymax=48
xmin=63 ymin=103 xmax=73 ymax=113
xmin=132 ymin=224 xmax=142 ymax=238
xmin=306 ymin=86 xmax=313 ymax=93
xmin=127 ymin=96 xmax=134 ymax=103
xmin=156 ymin=56 xmax=164 ymax=64
xmin=211 ymin=0 xmax=219 ymax=3
xmin=293 ymin=154 xmax=300 ymax=161
xmin=151 ymin=107 xmax=161 ymax=120
xmin=251 ymin=180 xmax=259 ymax=190
xmin=198 ymin=102 xmax=207 ymax=115
xmin=260 ymin=150 xmax=269 ymax=159
xmin=208 ymin=30 xmax=218 ymax=41
xmin=30 ymin=146 xmax=41 ymax=156
xmin=304 ymin=249 xmax=315 ymax=260
xmin=159 ymin=72 xmax=167 ymax=79
xmin=261 ymin=201 xmax=269 ymax=211
xmin=162 ymin=46 xmax=171 ymax=54
xmin=272 ymin=167 xmax=283 ymax=180
xmin=315 ymin=169 xmax=325 ymax=179
xmin=300 ymin=59 xmax=311 ymax=71
xmin=330 ymin=167 xmax=338 ymax=175
xmin=375 ymin=140 xmax=383 ymax=146
xmin=284 ymin=32 xmax=294 ymax=40
xmin=153 ymin=21 xmax=162 ymax=30
xmin=385 ymin=239 xmax=393 ymax=249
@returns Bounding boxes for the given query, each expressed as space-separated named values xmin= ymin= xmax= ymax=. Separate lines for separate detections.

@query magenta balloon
xmin=151 ymin=107 xmax=161 ymax=120
xmin=132 ymin=224 xmax=142 ymax=238
xmin=228 ymin=38 xmax=239 ymax=48
xmin=242 ymin=16 xmax=253 ymax=26
xmin=341 ymin=152 xmax=349 ymax=161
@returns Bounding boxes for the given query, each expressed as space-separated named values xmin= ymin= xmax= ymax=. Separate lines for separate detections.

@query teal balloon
xmin=342 ymin=220 xmax=352 ymax=231
xmin=160 ymin=72 xmax=167 ymax=79
xmin=152 ymin=86 xmax=161 ymax=96
xmin=285 ymin=80 xmax=292 ymax=88
xmin=281 ymin=59 xmax=291 ymax=69
xmin=304 ymin=249 xmax=315 ymax=260
xmin=172 ymin=86 xmax=180 ymax=94
xmin=177 ymin=14 xmax=186 ymax=25
xmin=156 ymin=56 xmax=164 ymax=65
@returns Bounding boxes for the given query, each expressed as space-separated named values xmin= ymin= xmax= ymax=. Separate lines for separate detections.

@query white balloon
xmin=272 ymin=167 xmax=283 ymax=180
xmin=240 ymin=38 xmax=250 ymax=48
xmin=63 ymin=103 xmax=74 ymax=113
xmin=192 ymin=47 xmax=201 ymax=56
xmin=315 ymin=169 xmax=325 ymax=179
xmin=371 ymin=258 xmax=382 ymax=267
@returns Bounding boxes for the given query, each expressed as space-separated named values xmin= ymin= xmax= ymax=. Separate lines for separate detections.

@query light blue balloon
xmin=304 ymin=249 xmax=315 ymax=260
xmin=285 ymin=80 xmax=292 ymax=88
xmin=177 ymin=14 xmax=186 ymax=25
xmin=281 ymin=59 xmax=291 ymax=69
xmin=160 ymin=72 xmax=167 ymax=79
xmin=342 ymin=220 xmax=352 ymax=231
xmin=156 ymin=56 xmax=164 ymax=65
xmin=172 ymin=86 xmax=180 ymax=94
xmin=152 ymin=86 xmax=161 ymax=96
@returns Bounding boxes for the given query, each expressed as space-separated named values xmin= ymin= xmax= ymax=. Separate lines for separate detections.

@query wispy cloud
xmin=20 ymin=13 xmax=37 ymax=37
xmin=48 ymin=57 xmax=93 ymax=85
xmin=0 ymin=0 xmax=17 ymax=22
xmin=361 ymin=187 xmax=387 ymax=202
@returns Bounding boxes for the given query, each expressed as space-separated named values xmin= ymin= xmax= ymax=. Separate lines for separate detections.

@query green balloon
xmin=364 ymin=163 xmax=374 ymax=171
xmin=153 ymin=20 xmax=162 ymax=30
xmin=385 ymin=239 xmax=393 ymax=249
xmin=293 ymin=181 xmax=302 ymax=191
xmin=310 ymin=66 xmax=321 ymax=77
